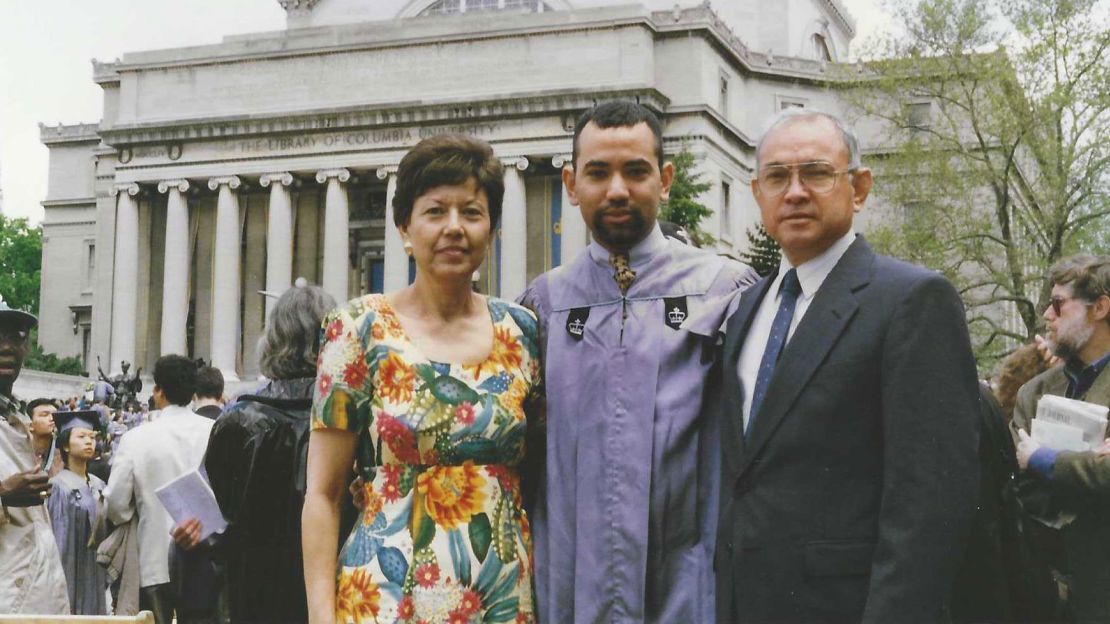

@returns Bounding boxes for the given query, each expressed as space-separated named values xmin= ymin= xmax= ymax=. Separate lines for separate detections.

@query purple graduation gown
xmin=520 ymin=227 xmax=757 ymax=623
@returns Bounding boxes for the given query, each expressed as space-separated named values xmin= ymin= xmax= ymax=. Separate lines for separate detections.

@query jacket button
xmin=14 ymin=577 xmax=24 ymax=588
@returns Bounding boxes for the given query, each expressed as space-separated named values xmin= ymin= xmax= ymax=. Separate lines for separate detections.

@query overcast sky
xmin=0 ymin=0 xmax=890 ymax=224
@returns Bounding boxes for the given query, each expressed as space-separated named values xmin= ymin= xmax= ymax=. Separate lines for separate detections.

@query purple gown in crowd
xmin=520 ymin=226 xmax=757 ymax=623
xmin=48 ymin=469 xmax=109 ymax=615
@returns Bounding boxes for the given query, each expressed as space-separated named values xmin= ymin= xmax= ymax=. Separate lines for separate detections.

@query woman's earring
xmin=403 ymin=240 xmax=413 ymax=256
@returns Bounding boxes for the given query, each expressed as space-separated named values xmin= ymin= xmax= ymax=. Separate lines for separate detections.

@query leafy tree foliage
xmin=739 ymin=222 xmax=782 ymax=277
xmin=660 ymin=148 xmax=715 ymax=246
xmin=844 ymin=0 xmax=1109 ymax=367
xmin=0 ymin=214 xmax=42 ymax=313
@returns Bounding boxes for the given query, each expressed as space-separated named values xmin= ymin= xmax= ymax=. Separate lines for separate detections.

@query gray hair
xmin=755 ymin=107 xmax=863 ymax=171
xmin=257 ymin=284 xmax=337 ymax=380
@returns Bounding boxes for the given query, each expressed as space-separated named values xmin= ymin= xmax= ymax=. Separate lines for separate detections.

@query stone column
xmin=378 ymin=167 xmax=407 ymax=292
xmin=499 ymin=157 xmax=529 ymax=300
xmin=208 ymin=176 xmax=242 ymax=382
xmin=260 ymin=172 xmax=294 ymax=321
xmin=316 ymin=169 xmax=351 ymax=304
xmin=108 ymin=182 xmax=140 ymax=374
xmin=157 ymin=179 xmax=190 ymax=356
xmin=553 ymin=154 xmax=588 ymax=265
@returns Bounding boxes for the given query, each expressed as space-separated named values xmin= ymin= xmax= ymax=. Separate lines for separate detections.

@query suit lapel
xmin=736 ymin=238 xmax=874 ymax=478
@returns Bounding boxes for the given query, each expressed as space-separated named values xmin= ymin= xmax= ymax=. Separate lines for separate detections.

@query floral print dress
xmin=312 ymin=294 xmax=543 ymax=624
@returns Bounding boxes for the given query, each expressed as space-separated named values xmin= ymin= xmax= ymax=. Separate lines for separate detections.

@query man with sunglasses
xmin=716 ymin=108 xmax=980 ymax=623
xmin=1012 ymin=255 xmax=1110 ymax=621
xmin=0 ymin=295 xmax=69 ymax=614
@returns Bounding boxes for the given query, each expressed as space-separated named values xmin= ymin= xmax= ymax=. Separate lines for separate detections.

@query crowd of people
xmin=0 ymin=100 xmax=1107 ymax=624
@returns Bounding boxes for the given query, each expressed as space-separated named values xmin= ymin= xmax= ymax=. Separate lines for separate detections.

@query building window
xmin=718 ymin=71 xmax=730 ymax=118
xmin=905 ymin=102 xmax=933 ymax=130
xmin=720 ymin=179 xmax=733 ymax=242
xmin=813 ymin=34 xmax=833 ymax=62
xmin=420 ymin=0 xmax=550 ymax=15
xmin=777 ymin=95 xmax=807 ymax=111
xmin=83 ymin=240 xmax=96 ymax=291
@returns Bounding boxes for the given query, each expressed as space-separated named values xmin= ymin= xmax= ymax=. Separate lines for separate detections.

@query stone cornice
xmin=41 ymin=198 xmax=97 ymax=209
xmin=92 ymin=59 xmax=121 ymax=85
xmin=277 ymin=0 xmax=321 ymax=13
xmin=39 ymin=123 xmax=101 ymax=146
xmin=653 ymin=6 xmax=847 ymax=83
xmin=820 ymin=0 xmax=857 ymax=37
xmin=97 ymin=87 xmax=669 ymax=148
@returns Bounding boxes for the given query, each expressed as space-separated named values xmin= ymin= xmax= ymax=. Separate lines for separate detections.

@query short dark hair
xmin=194 ymin=366 xmax=224 ymax=400
xmin=1051 ymin=255 xmax=1110 ymax=303
xmin=572 ymin=100 xmax=665 ymax=171
xmin=26 ymin=397 xmax=59 ymax=416
xmin=153 ymin=355 xmax=197 ymax=406
xmin=392 ymin=134 xmax=505 ymax=230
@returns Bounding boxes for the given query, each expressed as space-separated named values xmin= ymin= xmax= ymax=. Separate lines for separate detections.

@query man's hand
xmin=349 ymin=476 xmax=366 ymax=509
xmin=171 ymin=517 xmax=203 ymax=550
xmin=1017 ymin=429 xmax=1042 ymax=470
xmin=0 ymin=468 xmax=50 ymax=507
xmin=1034 ymin=334 xmax=1062 ymax=368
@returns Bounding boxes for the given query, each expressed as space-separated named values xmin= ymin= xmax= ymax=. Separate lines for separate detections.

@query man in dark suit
xmin=716 ymin=109 xmax=981 ymax=623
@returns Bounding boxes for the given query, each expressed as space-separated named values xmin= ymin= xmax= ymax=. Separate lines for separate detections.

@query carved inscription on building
xmin=229 ymin=123 xmax=500 ymax=155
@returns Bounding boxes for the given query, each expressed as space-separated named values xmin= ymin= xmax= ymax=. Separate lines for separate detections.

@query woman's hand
xmin=171 ymin=517 xmax=203 ymax=550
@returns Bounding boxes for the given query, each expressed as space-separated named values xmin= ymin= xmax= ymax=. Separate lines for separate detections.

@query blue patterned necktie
xmin=747 ymin=268 xmax=801 ymax=436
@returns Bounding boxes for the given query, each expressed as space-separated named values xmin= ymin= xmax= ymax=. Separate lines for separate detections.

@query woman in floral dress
xmin=303 ymin=134 xmax=543 ymax=624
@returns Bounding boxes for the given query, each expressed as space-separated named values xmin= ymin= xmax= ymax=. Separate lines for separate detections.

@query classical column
xmin=208 ymin=176 xmax=242 ymax=382
xmin=553 ymin=154 xmax=588 ymax=265
xmin=260 ymin=172 xmax=294 ymax=321
xmin=499 ymin=157 xmax=529 ymax=300
xmin=378 ymin=167 xmax=407 ymax=291
xmin=157 ymin=179 xmax=190 ymax=356
xmin=316 ymin=169 xmax=350 ymax=304
xmin=109 ymin=182 xmax=140 ymax=374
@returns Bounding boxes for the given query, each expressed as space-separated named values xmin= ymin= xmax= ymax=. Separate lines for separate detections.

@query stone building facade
xmin=38 ymin=0 xmax=863 ymax=381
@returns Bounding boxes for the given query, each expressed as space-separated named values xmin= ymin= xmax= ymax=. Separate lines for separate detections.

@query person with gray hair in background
xmin=1012 ymin=255 xmax=1110 ymax=621
xmin=173 ymin=281 xmax=340 ymax=623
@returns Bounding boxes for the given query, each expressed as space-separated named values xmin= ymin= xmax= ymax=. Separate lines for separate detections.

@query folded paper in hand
xmin=1031 ymin=394 xmax=1109 ymax=452
xmin=155 ymin=469 xmax=228 ymax=541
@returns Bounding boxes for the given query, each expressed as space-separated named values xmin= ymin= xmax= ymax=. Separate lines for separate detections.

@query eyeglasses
xmin=756 ymin=161 xmax=854 ymax=197
xmin=1048 ymin=295 xmax=1092 ymax=316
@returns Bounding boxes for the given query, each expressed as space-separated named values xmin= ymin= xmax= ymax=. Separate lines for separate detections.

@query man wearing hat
xmin=0 ymin=295 xmax=69 ymax=614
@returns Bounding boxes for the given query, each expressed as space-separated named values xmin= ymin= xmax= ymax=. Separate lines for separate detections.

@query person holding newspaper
xmin=1013 ymin=255 xmax=1110 ymax=621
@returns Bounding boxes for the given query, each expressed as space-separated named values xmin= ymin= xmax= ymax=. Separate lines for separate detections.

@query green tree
xmin=843 ymin=0 xmax=1109 ymax=367
xmin=0 ymin=213 xmax=42 ymax=313
xmin=660 ymin=148 xmax=715 ymax=246
xmin=739 ymin=222 xmax=782 ymax=277
xmin=24 ymin=330 xmax=86 ymax=376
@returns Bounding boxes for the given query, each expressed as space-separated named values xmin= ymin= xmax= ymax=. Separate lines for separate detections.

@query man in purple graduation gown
xmin=519 ymin=101 xmax=757 ymax=623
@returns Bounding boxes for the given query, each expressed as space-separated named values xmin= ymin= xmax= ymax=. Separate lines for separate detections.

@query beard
xmin=1046 ymin=315 xmax=1095 ymax=361
xmin=590 ymin=208 xmax=651 ymax=251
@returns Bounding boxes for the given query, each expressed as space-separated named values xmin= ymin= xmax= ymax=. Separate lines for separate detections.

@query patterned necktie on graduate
xmin=609 ymin=253 xmax=636 ymax=294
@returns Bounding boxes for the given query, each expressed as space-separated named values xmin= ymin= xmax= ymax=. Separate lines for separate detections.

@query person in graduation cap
xmin=46 ymin=410 xmax=109 ymax=615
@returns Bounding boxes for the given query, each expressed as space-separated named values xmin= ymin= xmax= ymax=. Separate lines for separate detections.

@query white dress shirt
xmin=737 ymin=230 xmax=857 ymax=429
xmin=104 ymin=403 xmax=213 ymax=587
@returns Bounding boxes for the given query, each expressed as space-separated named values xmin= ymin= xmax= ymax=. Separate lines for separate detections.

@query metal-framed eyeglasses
xmin=755 ymin=161 xmax=855 ymax=197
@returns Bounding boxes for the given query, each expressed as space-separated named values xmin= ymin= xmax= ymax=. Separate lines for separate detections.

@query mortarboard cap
xmin=53 ymin=410 xmax=100 ymax=434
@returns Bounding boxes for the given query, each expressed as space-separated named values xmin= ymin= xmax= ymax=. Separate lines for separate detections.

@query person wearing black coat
xmin=175 ymin=283 xmax=355 ymax=623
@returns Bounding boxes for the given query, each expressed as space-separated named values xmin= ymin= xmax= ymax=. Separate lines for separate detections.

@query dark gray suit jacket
xmin=715 ymin=236 xmax=981 ymax=623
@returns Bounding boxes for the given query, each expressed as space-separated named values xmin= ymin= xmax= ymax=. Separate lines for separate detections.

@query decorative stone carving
xmin=208 ymin=175 xmax=242 ymax=191
xmin=276 ymin=0 xmax=321 ymax=12
xmin=316 ymin=168 xmax=351 ymax=184
xmin=259 ymin=172 xmax=294 ymax=187
xmin=109 ymin=183 xmax=140 ymax=197
xmin=502 ymin=157 xmax=529 ymax=172
xmin=551 ymin=155 xmax=572 ymax=169
xmin=156 ymin=179 xmax=190 ymax=194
